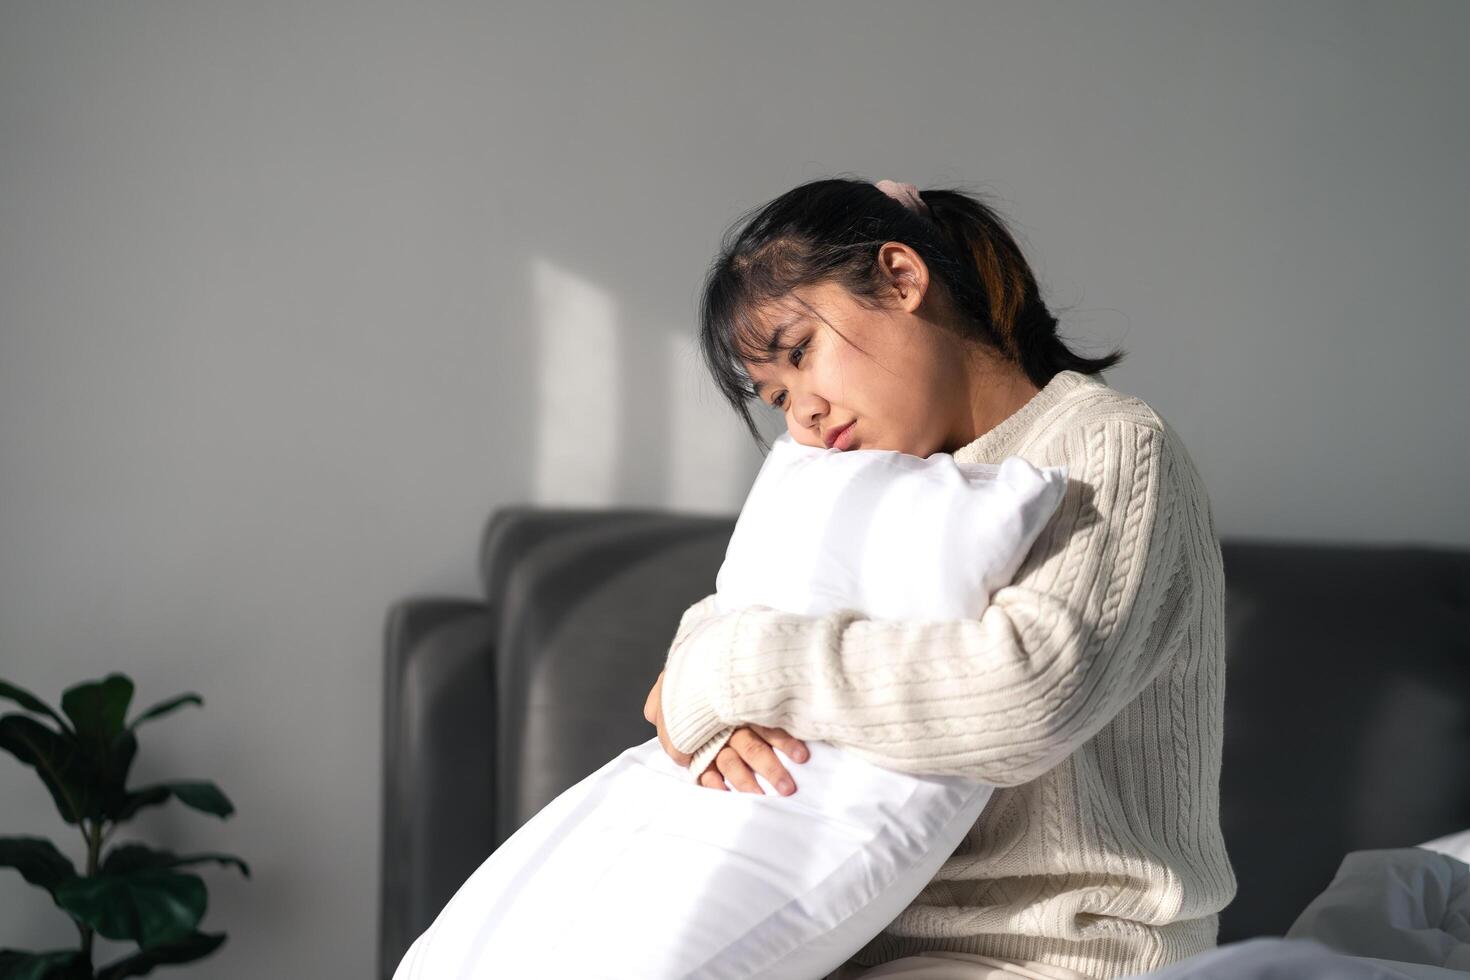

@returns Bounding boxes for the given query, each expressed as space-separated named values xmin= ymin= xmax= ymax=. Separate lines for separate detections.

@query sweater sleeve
xmin=661 ymin=594 xmax=740 ymax=781
xmin=658 ymin=417 xmax=1195 ymax=788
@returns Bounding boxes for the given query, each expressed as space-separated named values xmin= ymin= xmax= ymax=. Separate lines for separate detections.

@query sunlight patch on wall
xmin=530 ymin=257 xmax=619 ymax=506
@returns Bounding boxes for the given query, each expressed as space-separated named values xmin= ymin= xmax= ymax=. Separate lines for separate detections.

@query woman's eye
xmin=768 ymin=338 xmax=807 ymax=410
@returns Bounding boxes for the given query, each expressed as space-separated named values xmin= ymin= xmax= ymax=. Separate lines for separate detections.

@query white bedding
xmin=1125 ymin=843 xmax=1470 ymax=980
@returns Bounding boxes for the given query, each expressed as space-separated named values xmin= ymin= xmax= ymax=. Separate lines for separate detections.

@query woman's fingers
xmin=726 ymin=728 xmax=797 ymax=795
xmin=690 ymin=725 xmax=810 ymax=794
xmin=714 ymin=743 xmax=762 ymax=794
xmin=748 ymin=723 xmax=808 ymax=764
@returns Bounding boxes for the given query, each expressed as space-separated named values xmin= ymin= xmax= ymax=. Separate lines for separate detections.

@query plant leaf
xmin=0 ymin=715 xmax=92 ymax=825
xmin=168 ymin=781 xmax=233 ymax=817
xmin=0 ymin=836 xmax=79 ymax=896
xmin=60 ymin=675 xmax=140 ymax=824
xmin=55 ymin=868 xmax=206 ymax=947
xmin=97 ymin=730 xmax=139 ymax=822
xmin=124 ymin=693 xmax=202 ymax=732
xmin=0 ymin=679 xmax=72 ymax=735
xmin=0 ymin=948 xmax=91 ymax=980
xmin=95 ymin=931 xmax=225 ymax=980
xmin=61 ymin=674 xmax=133 ymax=741
xmin=113 ymin=780 xmax=234 ymax=822
xmin=109 ymin=785 xmax=169 ymax=823
xmin=101 ymin=842 xmax=250 ymax=880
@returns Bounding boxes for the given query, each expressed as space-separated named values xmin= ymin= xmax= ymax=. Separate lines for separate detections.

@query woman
xmin=645 ymin=178 xmax=1237 ymax=980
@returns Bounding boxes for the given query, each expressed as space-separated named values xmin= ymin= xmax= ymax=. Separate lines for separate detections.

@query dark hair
xmin=697 ymin=175 xmax=1124 ymax=451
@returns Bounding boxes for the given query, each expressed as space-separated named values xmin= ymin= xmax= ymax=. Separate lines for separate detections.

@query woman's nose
xmin=792 ymin=389 xmax=828 ymax=432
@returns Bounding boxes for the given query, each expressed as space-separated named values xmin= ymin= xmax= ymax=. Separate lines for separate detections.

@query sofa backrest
xmin=378 ymin=506 xmax=1470 ymax=977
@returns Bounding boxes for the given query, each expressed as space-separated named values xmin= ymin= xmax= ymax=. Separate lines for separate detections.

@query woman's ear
xmin=876 ymin=242 xmax=928 ymax=311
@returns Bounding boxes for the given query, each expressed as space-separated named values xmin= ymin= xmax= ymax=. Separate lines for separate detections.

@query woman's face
xmin=742 ymin=247 xmax=972 ymax=459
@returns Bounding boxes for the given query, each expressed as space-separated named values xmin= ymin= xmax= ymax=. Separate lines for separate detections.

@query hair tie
xmin=874 ymin=179 xmax=930 ymax=216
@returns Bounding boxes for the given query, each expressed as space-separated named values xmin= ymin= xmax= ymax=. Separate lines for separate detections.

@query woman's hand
xmin=643 ymin=667 xmax=691 ymax=767
xmin=696 ymin=724 xmax=808 ymax=796
xmin=643 ymin=668 xmax=808 ymax=795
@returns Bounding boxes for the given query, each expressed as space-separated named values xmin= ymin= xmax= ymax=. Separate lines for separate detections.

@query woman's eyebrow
xmin=763 ymin=310 xmax=816 ymax=352
xmin=764 ymin=314 xmax=806 ymax=351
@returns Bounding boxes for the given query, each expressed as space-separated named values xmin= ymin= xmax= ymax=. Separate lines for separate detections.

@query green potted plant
xmin=0 ymin=673 xmax=249 ymax=979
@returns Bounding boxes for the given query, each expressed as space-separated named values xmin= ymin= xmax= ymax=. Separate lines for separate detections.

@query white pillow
xmin=391 ymin=439 xmax=1069 ymax=980
xmin=718 ymin=432 xmax=1072 ymax=621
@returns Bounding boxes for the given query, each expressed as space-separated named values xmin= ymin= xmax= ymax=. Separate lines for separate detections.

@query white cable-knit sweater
xmin=659 ymin=369 xmax=1238 ymax=980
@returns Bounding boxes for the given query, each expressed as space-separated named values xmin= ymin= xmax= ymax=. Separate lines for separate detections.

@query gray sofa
xmin=377 ymin=505 xmax=1470 ymax=980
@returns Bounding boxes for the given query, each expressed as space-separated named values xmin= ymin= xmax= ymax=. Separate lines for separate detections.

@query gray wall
xmin=2 ymin=1 xmax=1466 ymax=976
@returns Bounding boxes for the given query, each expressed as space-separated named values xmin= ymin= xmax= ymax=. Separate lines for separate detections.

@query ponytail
xmin=919 ymin=188 xmax=1124 ymax=388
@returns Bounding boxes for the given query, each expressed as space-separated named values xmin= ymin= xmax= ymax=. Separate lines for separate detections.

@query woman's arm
xmin=662 ymin=594 xmax=740 ymax=779
xmin=659 ymin=416 xmax=1198 ymax=788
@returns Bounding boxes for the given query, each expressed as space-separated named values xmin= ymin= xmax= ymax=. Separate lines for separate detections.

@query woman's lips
xmin=831 ymin=422 xmax=857 ymax=451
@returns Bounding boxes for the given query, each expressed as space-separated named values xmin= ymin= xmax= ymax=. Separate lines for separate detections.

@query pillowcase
xmin=392 ymin=735 xmax=994 ymax=980
xmin=391 ymin=438 xmax=1069 ymax=980
xmin=718 ymin=431 xmax=1072 ymax=620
